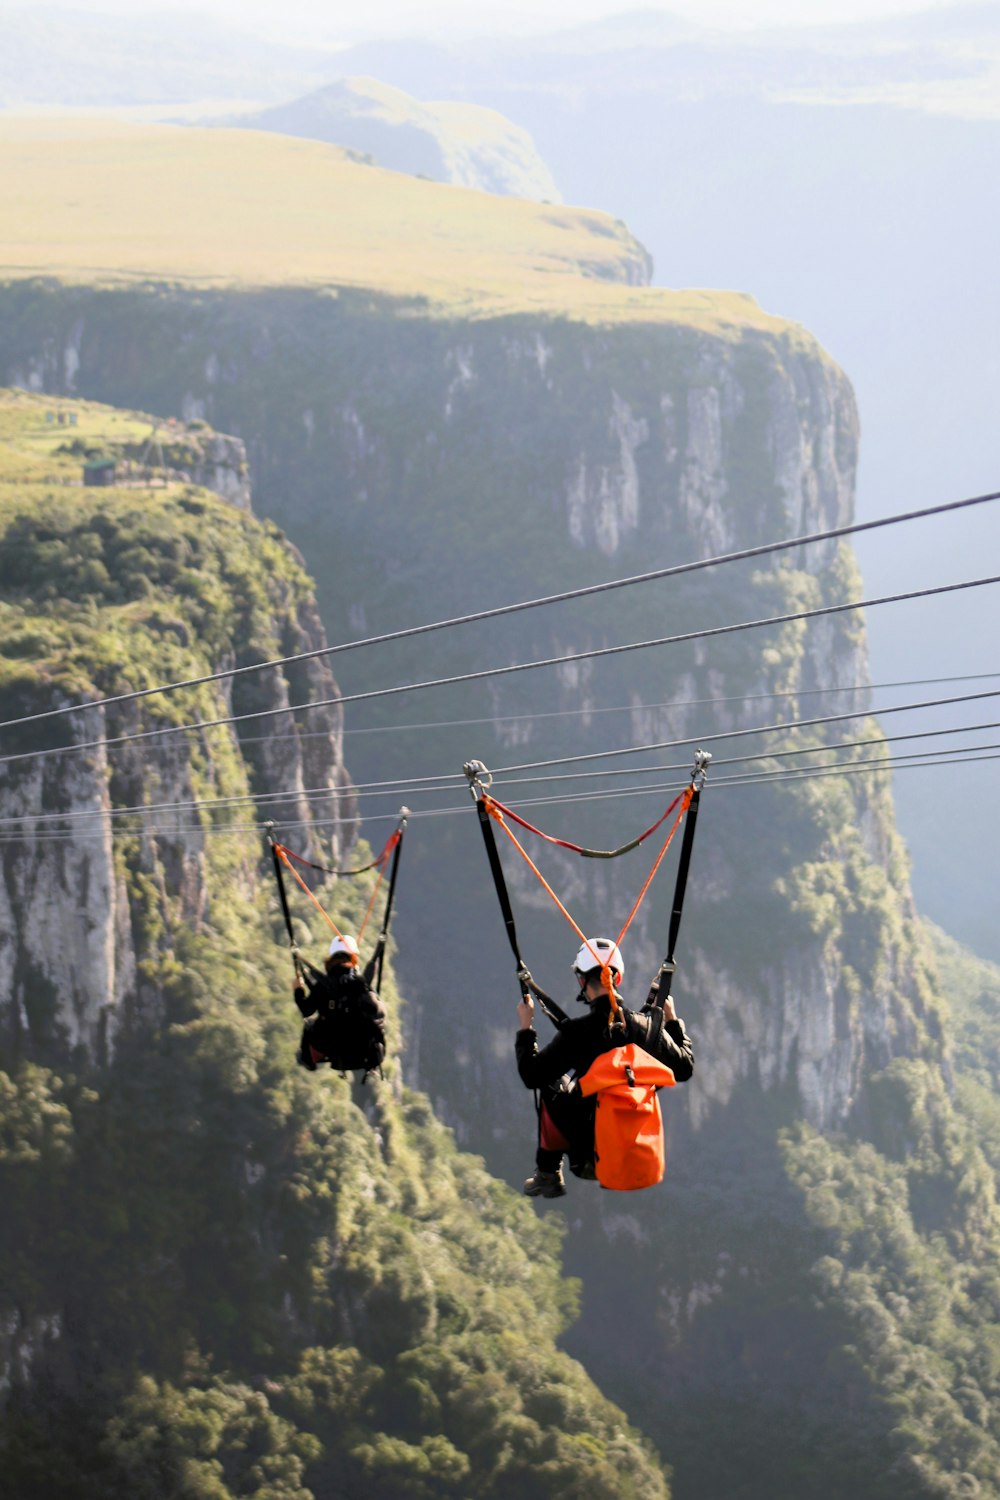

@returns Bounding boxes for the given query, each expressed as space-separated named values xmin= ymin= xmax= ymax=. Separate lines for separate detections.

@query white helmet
xmin=328 ymin=934 xmax=360 ymax=962
xmin=572 ymin=937 xmax=624 ymax=982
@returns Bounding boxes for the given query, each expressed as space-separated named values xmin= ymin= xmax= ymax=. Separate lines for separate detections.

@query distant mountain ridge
xmin=227 ymin=76 xmax=562 ymax=202
xmin=4 ymin=4 xmax=1000 ymax=116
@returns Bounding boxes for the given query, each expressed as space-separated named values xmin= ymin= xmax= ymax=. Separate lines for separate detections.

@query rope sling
xmin=464 ymin=752 xmax=710 ymax=1019
xmin=266 ymin=809 xmax=409 ymax=990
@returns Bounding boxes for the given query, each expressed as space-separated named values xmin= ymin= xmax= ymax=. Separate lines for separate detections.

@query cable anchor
xmin=691 ymin=749 xmax=712 ymax=790
xmin=463 ymin=759 xmax=493 ymax=799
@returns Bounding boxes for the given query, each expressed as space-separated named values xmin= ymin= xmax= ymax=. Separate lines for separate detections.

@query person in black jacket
xmin=515 ymin=936 xmax=694 ymax=1198
xmin=294 ymin=934 xmax=387 ymax=1079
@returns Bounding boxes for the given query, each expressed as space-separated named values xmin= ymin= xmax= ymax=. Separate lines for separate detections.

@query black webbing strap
xmin=267 ymin=827 xmax=303 ymax=983
xmin=645 ymin=755 xmax=709 ymax=1010
xmin=472 ymin=793 xmax=569 ymax=1028
xmin=521 ymin=975 xmax=567 ymax=1030
xmin=364 ymin=812 xmax=408 ymax=991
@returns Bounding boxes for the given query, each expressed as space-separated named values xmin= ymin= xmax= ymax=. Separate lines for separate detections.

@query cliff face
xmin=0 ymin=287 xmax=939 ymax=1135
xmin=6 ymin=291 xmax=1000 ymax=1498
xmin=0 ymin=393 xmax=353 ymax=1064
xmin=0 ymin=392 xmax=674 ymax=1500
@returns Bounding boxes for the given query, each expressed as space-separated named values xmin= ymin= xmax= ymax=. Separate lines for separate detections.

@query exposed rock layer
xmin=0 ymin=286 xmax=939 ymax=1134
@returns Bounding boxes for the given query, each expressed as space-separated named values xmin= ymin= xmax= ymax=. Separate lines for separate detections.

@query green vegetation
xmin=926 ymin=925 xmax=1000 ymax=1196
xmin=650 ymin=926 xmax=1000 ymax=1498
xmin=779 ymin=1057 xmax=1000 ymax=1498
xmin=0 ymin=224 xmax=994 ymax=1500
xmin=0 ymin=915 xmax=667 ymax=1498
xmin=0 ymin=390 xmax=308 ymax=770
xmin=0 ymin=280 xmax=969 ymax=1499
xmin=0 ymin=395 xmax=670 ymax=1499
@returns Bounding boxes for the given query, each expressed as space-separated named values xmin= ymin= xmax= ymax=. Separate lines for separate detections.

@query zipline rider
xmin=267 ymin=815 xmax=408 ymax=1083
xmin=295 ymin=934 xmax=387 ymax=1079
xmin=516 ymin=937 xmax=694 ymax=1198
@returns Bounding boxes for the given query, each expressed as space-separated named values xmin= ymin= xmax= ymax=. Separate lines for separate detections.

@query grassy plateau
xmin=0 ymin=115 xmax=811 ymax=338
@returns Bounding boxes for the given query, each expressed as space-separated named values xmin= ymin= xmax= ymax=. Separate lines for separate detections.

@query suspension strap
xmin=464 ymin=761 xmax=569 ymax=1028
xmin=467 ymin=757 xmax=702 ymax=1020
xmin=271 ymin=812 xmax=408 ymax=987
xmin=266 ymin=823 xmax=303 ymax=983
xmin=272 ymin=842 xmax=346 ymax=942
xmin=487 ymin=790 xmax=685 ymax=859
xmin=645 ymin=751 xmax=711 ymax=1009
xmin=363 ymin=809 xmax=409 ymax=991
xmin=611 ymin=788 xmax=693 ymax=954
xmin=489 ymin=788 xmax=692 ymax=1016
xmin=277 ymin=822 xmax=404 ymax=879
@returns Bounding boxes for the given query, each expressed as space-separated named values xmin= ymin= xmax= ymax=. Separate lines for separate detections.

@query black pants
xmin=536 ymin=1083 xmax=595 ymax=1173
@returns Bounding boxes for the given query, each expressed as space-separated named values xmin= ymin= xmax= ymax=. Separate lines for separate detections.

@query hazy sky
xmin=15 ymin=0 xmax=966 ymax=45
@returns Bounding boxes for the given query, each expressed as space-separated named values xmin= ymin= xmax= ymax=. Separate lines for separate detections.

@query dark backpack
xmin=308 ymin=969 xmax=386 ymax=1077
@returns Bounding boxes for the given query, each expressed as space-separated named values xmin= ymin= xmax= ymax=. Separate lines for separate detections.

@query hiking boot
xmin=522 ymin=1167 xmax=567 ymax=1199
xmin=569 ymin=1159 xmax=597 ymax=1181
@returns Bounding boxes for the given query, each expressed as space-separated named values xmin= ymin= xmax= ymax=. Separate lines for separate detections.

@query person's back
xmin=514 ymin=936 xmax=693 ymax=1197
xmin=295 ymin=935 xmax=387 ymax=1078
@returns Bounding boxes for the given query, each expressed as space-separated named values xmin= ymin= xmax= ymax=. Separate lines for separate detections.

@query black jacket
xmin=515 ymin=1001 xmax=693 ymax=1091
xmin=295 ymin=963 xmax=387 ymax=1072
xmin=295 ymin=966 xmax=386 ymax=1029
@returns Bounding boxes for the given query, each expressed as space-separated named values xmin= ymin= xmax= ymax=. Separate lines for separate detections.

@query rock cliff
xmin=0 ymin=391 xmax=674 ymax=1500
xmin=2 ymin=286 xmax=986 ymax=1500
xmin=0 ymin=289 xmax=940 ymax=1131
xmin=0 ymin=392 xmax=353 ymax=1064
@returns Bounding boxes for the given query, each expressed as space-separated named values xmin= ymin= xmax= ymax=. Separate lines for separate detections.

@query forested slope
xmin=0 ymin=392 xmax=670 ymax=1500
xmin=4 ymin=124 xmax=1000 ymax=1498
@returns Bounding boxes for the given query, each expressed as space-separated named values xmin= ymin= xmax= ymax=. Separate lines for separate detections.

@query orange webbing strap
xmin=274 ymin=843 xmax=346 ymax=943
xmin=357 ymin=859 xmax=387 ymax=945
xmin=486 ymin=802 xmax=591 ymax=948
xmin=612 ymin=787 xmax=693 ymax=954
xmin=485 ymin=788 xmax=692 ymax=1016
xmin=486 ymin=801 xmax=623 ymax=1014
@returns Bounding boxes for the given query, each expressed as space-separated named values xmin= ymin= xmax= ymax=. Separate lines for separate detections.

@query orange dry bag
xmin=578 ymin=1043 xmax=676 ymax=1191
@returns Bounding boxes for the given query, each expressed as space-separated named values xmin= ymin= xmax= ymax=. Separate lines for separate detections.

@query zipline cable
xmin=491 ymin=685 xmax=1000 ymax=779
xmin=248 ymin=670 xmax=1000 ymax=743
xmin=2 ymin=487 xmax=998 ymax=737
xmin=488 ymin=715 xmax=1000 ymax=792
xmin=4 ymin=745 xmax=1000 ymax=846
xmin=4 ymin=573 xmax=1000 ymax=772
xmin=7 ymin=664 xmax=994 ymax=781
xmin=6 ymin=703 xmax=1000 ymax=830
